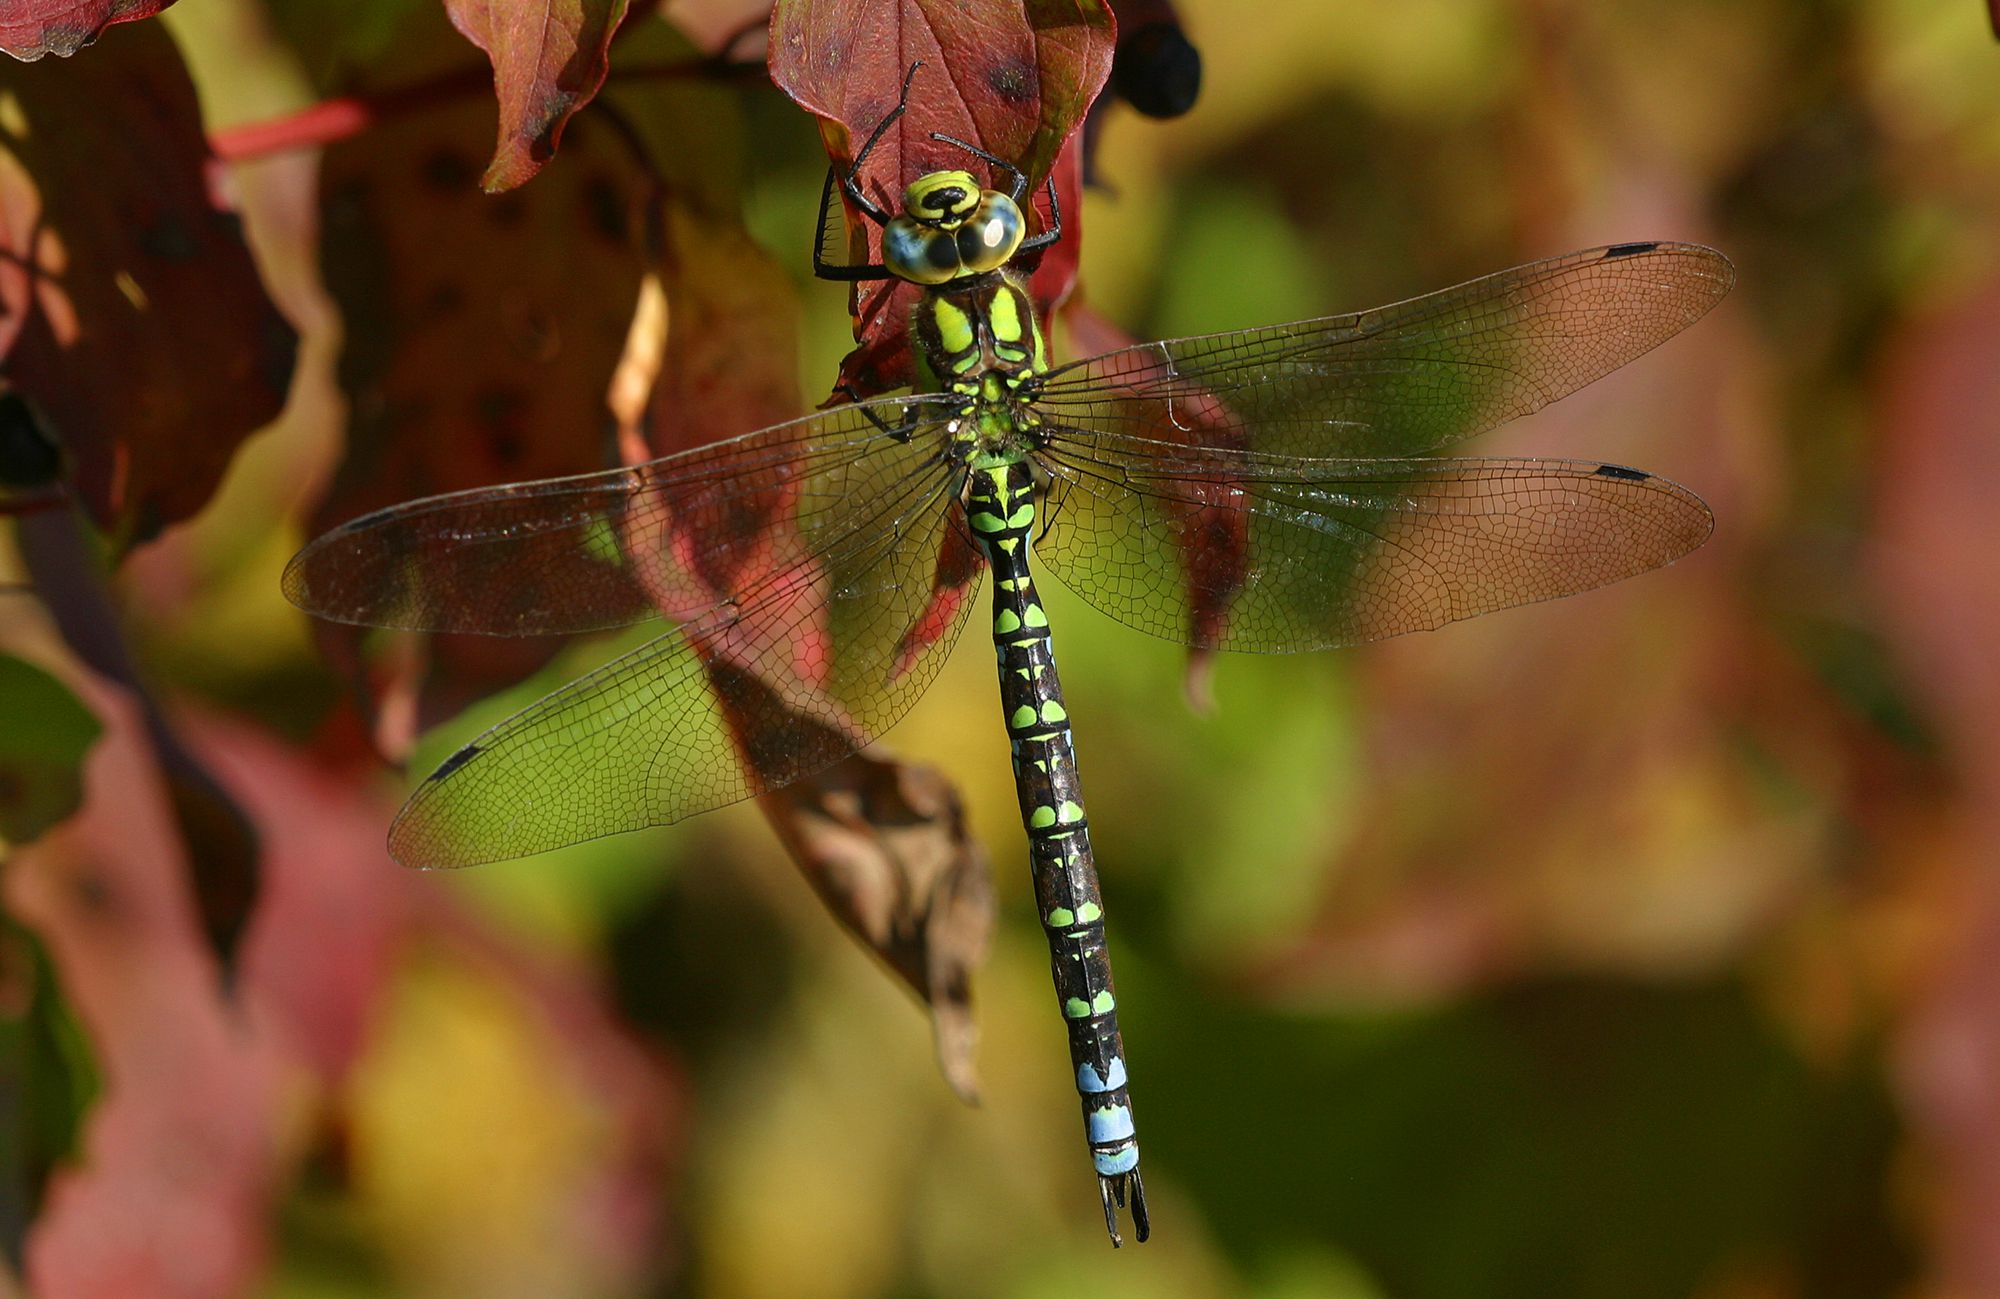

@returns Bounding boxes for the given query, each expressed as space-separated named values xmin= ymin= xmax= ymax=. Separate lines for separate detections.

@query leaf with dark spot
xmin=313 ymin=95 xmax=656 ymax=734
xmin=442 ymin=0 xmax=633 ymax=191
xmin=0 ymin=22 xmax=297 ymax=548
xmin=769 ymin=0 xmax=1112 ymax=396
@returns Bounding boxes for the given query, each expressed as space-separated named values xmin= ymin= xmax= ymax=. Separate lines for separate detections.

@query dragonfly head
xmin=883 ymin=171 xmax=1028 ymax=286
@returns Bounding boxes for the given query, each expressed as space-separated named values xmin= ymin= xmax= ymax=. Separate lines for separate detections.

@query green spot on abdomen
xmin=1010 ymin=704 xmax=1036 ymax=729
xmin=1064 ymin=997 xmax=1092 ymax=1019
xmin=993 ymin=609 xmax=1021 ymax=634
xmin=1047 ymin=906 xmax=1075 ymax=927
xmin=1023 ymin=604 xmax=1049 ymax=628
xmin=1040 ymin=700 xmax=1067 ymax=723
xmin=1076 ymin=900 xmax=1101 ymax=923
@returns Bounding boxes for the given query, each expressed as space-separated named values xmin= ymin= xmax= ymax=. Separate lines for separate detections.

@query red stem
xmin=209 ymin=60 xmax=768 ymax=164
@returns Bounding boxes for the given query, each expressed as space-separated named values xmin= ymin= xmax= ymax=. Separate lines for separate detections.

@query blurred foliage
xmin=4 ymin=1 xmax=2000 ymax=1297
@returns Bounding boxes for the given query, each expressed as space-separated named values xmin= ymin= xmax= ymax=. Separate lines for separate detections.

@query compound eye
xmin=882 ymin=215 xmax=962 ymax=285
xmin=956 ymin=192 xmax=1026 ymax=273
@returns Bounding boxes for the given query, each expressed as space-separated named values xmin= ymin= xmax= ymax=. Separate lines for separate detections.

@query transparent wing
xmin=385 ymin=457 xmax=980 ymax=867
xmin=1032 ymin=436 xmax=1712 ymax=652
xmin=1029 ymin=243 xmax=1733 ymax=459
xmin=283 ymin=393 xmax=960 ymax=635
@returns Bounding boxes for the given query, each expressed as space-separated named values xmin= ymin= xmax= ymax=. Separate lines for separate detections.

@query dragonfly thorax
xmin=882 ymin=170 xmax=1027 ymax=286
xmin=913 ymin=270 xmax=1048 ymax=395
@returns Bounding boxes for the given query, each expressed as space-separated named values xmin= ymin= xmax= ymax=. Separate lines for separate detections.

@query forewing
xmin=386 ymin=450 xmax=978 ymax=866
xmin=1032 ymin=439 xmax=1713 ymax=652
xmin=283 ymin=394 xmax=958 ymax=635
xmin=1030 ymin=243 xmax=1734 ymax=460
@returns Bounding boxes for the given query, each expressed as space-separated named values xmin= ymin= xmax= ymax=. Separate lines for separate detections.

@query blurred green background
xmin=9 ymin=0 xmax=2000 ymax=1296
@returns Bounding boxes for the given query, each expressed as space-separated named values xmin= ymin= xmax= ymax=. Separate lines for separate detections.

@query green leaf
xmin=0 ymin=655 xmax=99 ymax=847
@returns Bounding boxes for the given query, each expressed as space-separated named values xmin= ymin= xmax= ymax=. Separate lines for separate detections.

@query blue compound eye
xmin=882 ymin=215 xmax=962 ymax=285
xmin=956 ymin=192 xmax=1026 ymax=274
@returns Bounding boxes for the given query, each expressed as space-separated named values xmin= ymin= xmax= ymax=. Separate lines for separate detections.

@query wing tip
xmin=1596 ymin=239 xmax=1738 ymax=302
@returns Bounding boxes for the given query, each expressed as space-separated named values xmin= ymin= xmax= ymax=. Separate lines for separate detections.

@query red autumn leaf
xmin=0 ymin=21 xmax=296 ymax=549
xmin=311 ymin=99 xmax=655 ymax=735
xmin=0 ymin=0 xmax=174 ymax=61
xmin=444 ymin=0 xmax=632 ymax=191
xmin=769 ymin=0 xmax=1112 ymax=395
xmin=5 ymin=665 xmax=680 ymax=1296
xmin=1872 ymin=269 xmax=2000 ymax=1299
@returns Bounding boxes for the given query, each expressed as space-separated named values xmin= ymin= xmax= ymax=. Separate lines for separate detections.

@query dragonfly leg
xmin=930 ymin=131 xmax=1028 ymax=201
xmin=929 ymin=132 xmax=1063 ymax=255
xmin=813 ymin=62 xmax=927 ymax=281
xmin=1016 ymin=174 xmax=1062 ymax=256
xmin=841 ymin=60 xmax=924 ymax=223
xmin=831 ymin=383 xmax=922 ymax=441
xmin=811 ymin=167 xmax=893 ymax=282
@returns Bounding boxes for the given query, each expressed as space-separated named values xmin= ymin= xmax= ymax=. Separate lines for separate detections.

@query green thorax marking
xmin=909 ymin=271 xmax=1048 ymax=468
xmin=912 ymin=271 xmax=1047 ymax=391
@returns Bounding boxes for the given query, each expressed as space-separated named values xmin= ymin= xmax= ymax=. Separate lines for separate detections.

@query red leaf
xmin=443 ymin=0 xmax=633 ymax=191
xmin=0 ymin=0 xmax=174 ymax=60
xmin=0 ymin=21 xmax=296 ymax=547
xmin=6 ymin=668 xmax=680 ymax=1295
xmin=1872 ymin=269 xmax=2000 ymax=1299
xmin=769 ymin=0 xmax=1113 ymax=396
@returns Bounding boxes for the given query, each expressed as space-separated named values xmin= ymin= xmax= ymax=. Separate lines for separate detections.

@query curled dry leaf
xmin=0 ymin=21 xmax=296 ymax=548
xmin=622 ymin=197 xmax=996 ymax=1093
xmin=748 ymin=701 xmax=996 ymax=1103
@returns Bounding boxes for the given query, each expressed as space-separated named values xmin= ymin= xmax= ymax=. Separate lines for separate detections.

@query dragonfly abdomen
xmin=967 ymin=460 xmax=1149 ymax=1245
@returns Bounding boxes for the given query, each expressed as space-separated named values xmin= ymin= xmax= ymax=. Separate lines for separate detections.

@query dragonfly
xmin=284 ymin=67 xmax=1733 ymax=1246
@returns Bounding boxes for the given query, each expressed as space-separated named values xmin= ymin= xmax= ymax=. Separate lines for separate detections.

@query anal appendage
xmin=1099 ymin=1170 xmax=1150 ymax=1247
